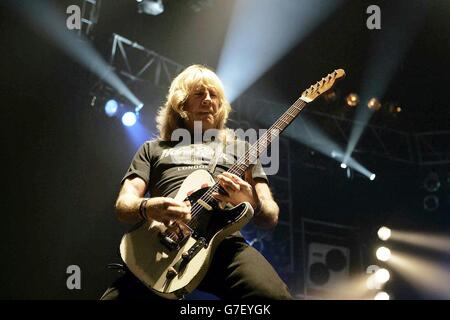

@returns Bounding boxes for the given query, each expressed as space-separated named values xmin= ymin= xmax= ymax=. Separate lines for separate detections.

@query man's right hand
xmin=145 ymin=197 xmax=191 ymax=226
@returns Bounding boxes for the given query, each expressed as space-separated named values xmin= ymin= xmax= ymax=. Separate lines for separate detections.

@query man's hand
xmin=211 ymin=172 xmax=258 ymax=208
xmin=145 ymin=197 xmax=191 ymax=226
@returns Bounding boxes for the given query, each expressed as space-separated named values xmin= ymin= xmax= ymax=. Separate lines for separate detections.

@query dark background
xmin=1 ymin=0 xmax=448 ymax=299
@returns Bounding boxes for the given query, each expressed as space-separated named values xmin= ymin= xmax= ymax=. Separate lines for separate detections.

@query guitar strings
xmin=186 ymin=98 xmax=306 ymax=222
xmin=164 ymin=72 xmax=335 ymax=240
xmin=164 ymin=98 xmax=308 ymax=241
xmin=187 ymin=98 xmax=307 ymax=222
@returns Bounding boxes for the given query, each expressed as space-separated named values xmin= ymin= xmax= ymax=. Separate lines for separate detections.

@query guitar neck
xmin=227 ymin=97 xmax=308 ymax=177
xmin=200 ymin=68 xmax=344 ymax=205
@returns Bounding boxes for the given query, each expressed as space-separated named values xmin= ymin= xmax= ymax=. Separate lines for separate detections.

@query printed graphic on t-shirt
xmin=160 ymin=143 xmax=236 ymax=166
xmin=123 ymin=140 xmax=268 ymax=198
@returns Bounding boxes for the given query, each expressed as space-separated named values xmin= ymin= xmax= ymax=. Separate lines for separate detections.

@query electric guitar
xmin=119 ymin=69 xmax=346 ymax=299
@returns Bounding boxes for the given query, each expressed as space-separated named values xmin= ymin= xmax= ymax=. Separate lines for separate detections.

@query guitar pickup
xmin=159 ymin=233 xmax=179 ymax=250
xmin=196 ymin=199 xmax=212 ymax=211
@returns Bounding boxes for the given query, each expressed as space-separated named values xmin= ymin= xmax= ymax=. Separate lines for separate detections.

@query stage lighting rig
xmin=345 ymin=93 xmax=359 ymax=108
xmin=368 ymin=97 xmax=382 ymax=111
xmin=137 ymin=0 xmax=164 ymax=16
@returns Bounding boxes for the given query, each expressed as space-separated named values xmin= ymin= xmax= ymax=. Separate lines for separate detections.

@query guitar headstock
xmin=301 ymin=69 xmax=346 ymax=103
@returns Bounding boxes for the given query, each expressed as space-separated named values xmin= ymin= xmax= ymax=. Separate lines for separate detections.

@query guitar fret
xmin=198 ymin=99 xmax=307 ymax=212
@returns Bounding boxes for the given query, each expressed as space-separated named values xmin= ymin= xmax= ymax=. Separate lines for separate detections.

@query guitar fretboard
xmin=227 ymin=97 xmax=307 ymax=177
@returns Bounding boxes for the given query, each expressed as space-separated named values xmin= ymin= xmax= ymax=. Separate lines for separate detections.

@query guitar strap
xmin=207 ymin=141 xmax=224 ymax=175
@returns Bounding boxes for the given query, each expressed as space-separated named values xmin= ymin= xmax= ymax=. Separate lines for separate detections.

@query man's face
xmin=183 ymin=86 xmax=220 ymax=132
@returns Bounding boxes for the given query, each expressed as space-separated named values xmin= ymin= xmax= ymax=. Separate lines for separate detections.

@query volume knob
xmin=166 ymin=267 xmax=178 ymax=279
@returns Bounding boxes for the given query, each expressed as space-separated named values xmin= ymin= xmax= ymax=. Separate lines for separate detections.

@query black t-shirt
xmin=121 ymin=139 xmax=269 ymax=198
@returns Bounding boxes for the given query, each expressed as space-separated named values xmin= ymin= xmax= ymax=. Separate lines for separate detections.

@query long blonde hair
xmin=156 ymin=64 xmax=233 ymax=142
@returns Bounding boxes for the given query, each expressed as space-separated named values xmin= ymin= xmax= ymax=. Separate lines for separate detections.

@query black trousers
xmin=100 ymin=236 xmax=293 ymax=300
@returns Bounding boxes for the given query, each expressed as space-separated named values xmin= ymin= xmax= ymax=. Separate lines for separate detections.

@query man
xmin=101 ymin=64 xmax=292 ymax=300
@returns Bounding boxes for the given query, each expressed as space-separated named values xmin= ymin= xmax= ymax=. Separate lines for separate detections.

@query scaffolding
xmin=109 ymin=33 xmax=184 ymax=88
xmin=79 ymin=0 xmax=102 ymax=38
xmin=102 ymin=33 xmax=450 ymax=170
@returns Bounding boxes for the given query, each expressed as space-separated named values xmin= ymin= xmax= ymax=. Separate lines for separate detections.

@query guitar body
xmin=119 ymin=169 xmax=254 ymax=299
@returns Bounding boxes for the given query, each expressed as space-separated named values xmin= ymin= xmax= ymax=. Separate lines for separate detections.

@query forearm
xmin=253 ymin=198 xmax=279 ymax=229
xmin=115 ymin=193 xmax=147 ymax=224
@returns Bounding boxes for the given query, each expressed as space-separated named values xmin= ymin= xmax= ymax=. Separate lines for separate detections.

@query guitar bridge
xmin=159 ymin=228 xmax=190 ymax=251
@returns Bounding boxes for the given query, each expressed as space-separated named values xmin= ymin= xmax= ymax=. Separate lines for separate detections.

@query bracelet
xmin=139 ymin=198 xmax=150 ymax=221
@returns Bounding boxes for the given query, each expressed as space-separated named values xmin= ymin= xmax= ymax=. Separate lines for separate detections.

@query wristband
xmin=139 ymin=198 xmax=150 ymax=221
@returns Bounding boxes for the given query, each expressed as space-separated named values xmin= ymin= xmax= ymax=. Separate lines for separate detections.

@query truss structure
xmin=109 ymin=33 xmax=184 ymax=89
xmin=103 ymin=34 xmax=449 ymax=167
xmin=79 ymin=0 xmax=102 ymax=38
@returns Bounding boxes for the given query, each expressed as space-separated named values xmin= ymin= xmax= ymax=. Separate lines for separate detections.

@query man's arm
xmin=252 ymin=178 xmax=279 ymax=229
xmin=213 ymin=171 xmax=280 ymax=230
xmin=115 ymin=176 xmax=191 ymax=225
xmin=115 ymin=176 xmax=148 ymax=224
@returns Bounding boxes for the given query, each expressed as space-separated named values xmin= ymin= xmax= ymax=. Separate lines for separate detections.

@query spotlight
xmin=346 ymin=167 xmax=353 ymax=179
xmin=122 ymin=112 xmax=137 ymax=127
xmin=374 ymin=291 xmax=390 ymax=300
xmin=366 ymin=275 xmax=377 ymax=290
xmin=370 ymin=174 xmax=376 ymax=181
xmin=137 ymin=0 xmax=164 ymax=16
xmin=376 ymin=246 xmax=391 ymax=262
xmin=388 ymin=103 xmax=402 ymax=114
xmin=104 ymin=99 xmax=118 ymax=117
xmin=377 ymin=227 xmax=391 ymax=241
xmin=345 ymin=93 xmax=359 ymax=107
xmin=368 ymin=97 xmax=382 ymax=111
xmin=374 ymin=268 xmax=390 ymax=284
xmin=340 ymin=163 xmax=347 ymax=169
xmin=135 ymin=103 xmax=145 ymax=113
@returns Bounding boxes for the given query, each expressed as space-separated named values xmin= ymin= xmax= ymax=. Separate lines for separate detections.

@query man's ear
xmin=179 ymin=108 xmax=188 ymax=119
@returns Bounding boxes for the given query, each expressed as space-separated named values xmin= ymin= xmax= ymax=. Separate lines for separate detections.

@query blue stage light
xmin=104 ymin=99 xmax=118 ymax=117
xmin=122 ymin=112 xmax=137 ymax=127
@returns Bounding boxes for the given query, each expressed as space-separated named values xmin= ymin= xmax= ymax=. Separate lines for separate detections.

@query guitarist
xmin=100 ymin=65 xmax=293 ymax=300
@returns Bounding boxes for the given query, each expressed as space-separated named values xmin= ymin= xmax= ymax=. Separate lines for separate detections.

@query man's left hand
xmin=211 ymin=172 xmax=257 ymax=208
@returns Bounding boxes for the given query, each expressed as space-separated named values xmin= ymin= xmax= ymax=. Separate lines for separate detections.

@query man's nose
xmin=202 ymin=91 xmax=212 ymax=104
